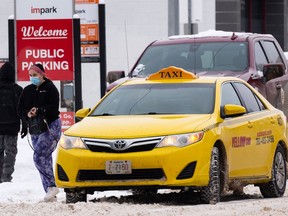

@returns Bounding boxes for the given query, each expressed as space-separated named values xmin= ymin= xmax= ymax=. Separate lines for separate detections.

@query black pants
xmin=0 ymin=135 xmax=18 ymax=182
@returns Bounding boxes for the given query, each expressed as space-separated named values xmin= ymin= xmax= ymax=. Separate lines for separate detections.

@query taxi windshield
xmin=132 ymin=42 xmax=248 ymax=77
xmin=91 ymin=83 xmax=215 ymax=116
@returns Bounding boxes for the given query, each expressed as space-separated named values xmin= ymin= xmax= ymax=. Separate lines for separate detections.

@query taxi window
xmin=234 ymin=82 xmax=264 ymax=112
xmin=91 ymin=83 xmax=215 ymax=116
xmin=221 ymin=83 xmax=241 ymax=106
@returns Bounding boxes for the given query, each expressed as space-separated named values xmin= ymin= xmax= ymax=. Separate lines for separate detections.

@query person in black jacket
xmin=0 ymin=62 xmax=26 ymax=183
xmin=18 ymin=63 xmax=61 ymax=202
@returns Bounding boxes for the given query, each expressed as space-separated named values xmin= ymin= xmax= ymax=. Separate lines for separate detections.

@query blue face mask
xmin=30 ymin=77 xmax=41 ymax=86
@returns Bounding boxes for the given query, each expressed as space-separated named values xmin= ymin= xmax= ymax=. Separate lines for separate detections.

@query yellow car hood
xmin=65 ymin=115 xmax=212 ymax=139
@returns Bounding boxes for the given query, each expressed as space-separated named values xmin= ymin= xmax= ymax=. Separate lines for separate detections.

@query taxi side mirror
xmin=107 ymin=71 xmax=125 ymax=84
xmin=75 ymin=108 xmax=91 ymax=120
xmin=221 ymin=104 xmax=246 ymax=118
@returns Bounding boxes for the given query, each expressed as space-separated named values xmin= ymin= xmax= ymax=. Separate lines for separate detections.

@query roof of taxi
xmin=120 ymin=66 xmax=244 ymax=86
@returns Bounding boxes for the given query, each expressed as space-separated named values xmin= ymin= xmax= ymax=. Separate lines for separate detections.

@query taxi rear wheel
xmin=66 ymin=189 xmax=87 ymax=203
xmin=259 ymin=145 xmax=287 ymax=198
xmin=200 ymin=146 xmax=221 ymax=204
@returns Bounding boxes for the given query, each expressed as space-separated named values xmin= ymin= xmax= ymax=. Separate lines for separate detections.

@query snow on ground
xmin=1 ymin=138 xmax=288 ymax=216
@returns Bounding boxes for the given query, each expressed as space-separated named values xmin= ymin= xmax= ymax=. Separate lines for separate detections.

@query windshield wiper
xmin=136 ymin=112 xmax=175 ymax=115
xmin=91 ymin=113 xmax=115 ymax=116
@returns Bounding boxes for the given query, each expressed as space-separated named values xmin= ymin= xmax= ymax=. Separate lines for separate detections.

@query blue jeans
xmin=31 ymin=118 xmax=61 ymax=192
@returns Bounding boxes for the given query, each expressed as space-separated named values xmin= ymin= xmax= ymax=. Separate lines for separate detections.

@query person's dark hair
xmin=35 ymin=63 xmax=45 ymax=73
xmin=0 ymin=62 xmax=15 ymax=82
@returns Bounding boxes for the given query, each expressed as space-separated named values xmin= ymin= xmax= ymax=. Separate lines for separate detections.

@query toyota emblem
xmin=113 ymin=140 xmax=127 ymax=150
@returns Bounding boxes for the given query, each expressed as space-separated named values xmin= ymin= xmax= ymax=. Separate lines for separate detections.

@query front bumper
xmin=55 ymin=141 xmax=212 ymax=190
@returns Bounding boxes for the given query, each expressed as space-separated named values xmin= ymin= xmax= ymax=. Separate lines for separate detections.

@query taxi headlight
xmin=157 ymin=131 xmax=204 ymax=148
xmin=58 ymin=135 xmax=87 ymax=149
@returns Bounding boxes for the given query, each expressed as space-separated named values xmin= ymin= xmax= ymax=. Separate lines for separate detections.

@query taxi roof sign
xmin=147 ymin=66 xmax=198 ymax=81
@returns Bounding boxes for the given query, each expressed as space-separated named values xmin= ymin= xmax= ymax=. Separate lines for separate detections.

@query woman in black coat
xmin=18 ymin=63 xmax=62 ymax=202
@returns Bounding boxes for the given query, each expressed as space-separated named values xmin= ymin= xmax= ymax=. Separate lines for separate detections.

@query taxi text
xmin=232 ymin=136 xmax=251 ymax=148
xmin=159 ymin=71 xmax=183 ymax=78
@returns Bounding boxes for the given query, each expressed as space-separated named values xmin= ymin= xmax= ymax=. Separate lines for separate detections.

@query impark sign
xmin=15 ymin=0 xmax=74 ymax=81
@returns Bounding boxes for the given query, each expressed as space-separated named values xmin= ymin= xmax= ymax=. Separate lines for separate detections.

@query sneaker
xmin=45 ymin=196 xmax=57 ymax=202
xmin=44 ymin=187 xmax=59 ymax=202
xmin=40 ymin=196 xmax=57 ymax=203
xmin=39 ymin=196 xmax=57 ymax=203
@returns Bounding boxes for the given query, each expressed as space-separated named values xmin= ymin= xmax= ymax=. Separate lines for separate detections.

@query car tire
xmin=200 ymin=146 xmax=221 ymax=204
xmin=259 ymin=145 xmax=287 ymax=198
xmin=66 ymin=189 xmax=87 ymax=203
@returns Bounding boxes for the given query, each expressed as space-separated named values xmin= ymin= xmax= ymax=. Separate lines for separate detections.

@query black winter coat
xmin=18 ymin=78 xmax=60 ymax=125
xmin=0 ymin=63 xmax=23 ymax=136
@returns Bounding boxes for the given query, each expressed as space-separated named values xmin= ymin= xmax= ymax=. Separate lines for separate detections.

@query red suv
xmin=107 ymin=30 xmax=288 ymax=116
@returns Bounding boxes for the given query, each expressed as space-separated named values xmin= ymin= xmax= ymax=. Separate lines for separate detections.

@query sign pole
xmin=99 ymin=0 xmax=107 ymax=97
xmin=8 ymin=16 xmax=15 ymax=67
xmin=73 ymin=15 xmax=83 ymax=117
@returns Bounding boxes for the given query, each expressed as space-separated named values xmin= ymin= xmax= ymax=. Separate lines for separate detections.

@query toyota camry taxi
xmin=55 ymin=66 xmax=288 ymax=204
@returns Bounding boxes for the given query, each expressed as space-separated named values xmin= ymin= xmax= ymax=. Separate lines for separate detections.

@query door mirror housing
xmin=107 ymin=71 xmax=125 ymax=84
xmin=263 ymin=63 xmax=285 ymax=82
xmin=221 ymin=104 xmax=246 ymax=118
xmin=75 ymin=108 xmax=91 ymax=120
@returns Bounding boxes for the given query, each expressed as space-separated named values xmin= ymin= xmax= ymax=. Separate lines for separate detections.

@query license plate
xmin=105 ymin=160 xmax=132 ymax=174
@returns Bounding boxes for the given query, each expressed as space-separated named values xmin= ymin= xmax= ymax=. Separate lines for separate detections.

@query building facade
xmin=216 ymin=0 xmax=288 ymax=50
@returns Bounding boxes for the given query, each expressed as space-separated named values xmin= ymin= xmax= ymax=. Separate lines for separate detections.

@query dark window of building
xmin=241 ymin=0 xmax=265 ymax=33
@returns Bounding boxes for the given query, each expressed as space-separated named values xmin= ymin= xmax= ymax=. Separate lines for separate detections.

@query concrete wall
xmin=105 ymin=0 xmax=168 ymax=74
xmin=179 ymin=0 xmax=215 ymax=34
xmin=0 ymin=0 xmax=14 ymax=58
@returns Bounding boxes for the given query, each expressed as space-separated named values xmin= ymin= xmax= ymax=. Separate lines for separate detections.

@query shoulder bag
xmin=28 ymin=114 xmax=48 ymax=135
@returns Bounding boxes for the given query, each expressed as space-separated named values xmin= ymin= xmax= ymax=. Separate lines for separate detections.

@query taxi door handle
xmin=247 ymin=121 xmax=253 ymax=128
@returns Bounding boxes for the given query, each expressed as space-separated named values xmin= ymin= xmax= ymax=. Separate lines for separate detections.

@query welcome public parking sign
xmin=15 ymin=0 xmax=74 ymax=81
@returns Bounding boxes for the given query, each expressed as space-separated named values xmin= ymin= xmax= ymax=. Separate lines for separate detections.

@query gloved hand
xmin=21 ymin=127 xmax=28 ymax=139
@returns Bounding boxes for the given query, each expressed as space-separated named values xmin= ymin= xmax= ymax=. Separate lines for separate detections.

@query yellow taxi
xmin=55 ymin=66 xmax=288 ymax=204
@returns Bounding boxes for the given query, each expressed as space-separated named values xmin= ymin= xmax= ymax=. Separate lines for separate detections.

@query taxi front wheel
xmin=200 ymin=146 xmax=221 ymax=204
xmin=259 ymin=144 xmax=287 ymax=198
